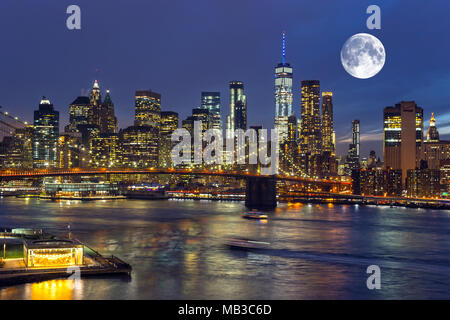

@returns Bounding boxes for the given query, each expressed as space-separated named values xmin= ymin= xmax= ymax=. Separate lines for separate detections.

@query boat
xmin=243 ymin=211 xmax=268 ymax=220
xmin=225 ymin=238 xmax=270 ymax=251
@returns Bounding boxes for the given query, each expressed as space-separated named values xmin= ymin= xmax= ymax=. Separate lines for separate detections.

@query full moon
xmin=340 ymin=33 xmax=386 ymax=79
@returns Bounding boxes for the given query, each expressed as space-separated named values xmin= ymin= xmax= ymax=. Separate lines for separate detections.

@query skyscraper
xmin=274 ymin=31 xmax=293 ymax=143
xmin=321 ymin=92 xmax=334 ymax=155
xmin=32 ymin=97 xmax=59 ymax=168
xmin=383 ymin=101 xmax=423 ymax=185
xmin=100 ymin=90 xmax=117 ymax=134
xmin=227 ymin=81 xmax=247 ymax=135
xmin=352 ymin=119 xmax=360 ymax=159
xmin=89 ymin=80 xmax=102 ymax=127
xmin=134 ymin=90 xmax=161 ymax=128
xmin=426 ymin=112 xmax=439 ymax=142
xmin=66 ymin=96 xmax=90 ymax=133
xmin=300 ymin=80 xmax=321 ymax=155
xmin=201 ymin=92 xmax=221 ymax=130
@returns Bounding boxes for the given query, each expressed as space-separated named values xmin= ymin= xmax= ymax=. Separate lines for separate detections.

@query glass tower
xmin=201 ymin=92 xmax=221 ymax=130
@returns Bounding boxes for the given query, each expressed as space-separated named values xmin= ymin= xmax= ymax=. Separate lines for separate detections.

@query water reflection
xmin=0 ymin=198 xmax=449 ymax=299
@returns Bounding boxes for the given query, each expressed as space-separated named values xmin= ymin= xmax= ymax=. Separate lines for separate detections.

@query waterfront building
xmin=406 ymin=168 xmax=441 ymax=198
xmin=134 ymin=90 xmax=161 ymax=128
xmin=274 ymin=32 xmax=293 ymax=143
xmin=32 ymin=97 xmax=59 ymax=168
xmin=227 ymin=81 xmax=247 ymax=136
xmin=119 ymin=125 xmax=159 ymax=168
xmin=321 ymin=92 xmax=334 ymax=155
xmin=419 ymin=113 xmax=450 ymax=170
xmin=383 ymin=101 xmax=423 ymax=185
xmin=360 ymin=168 xmax=402 ymax=196
xmin=159 ymin=111 xmax=179 ymax=168
xmin=279 ymin=115 xmax=298 ymax=175
xmin=300 ymin=80 xmax=321 ymax=155
xmin=346 ymin=120 xmax=360 ymax=175
xmin=201 ymin=92 xmax=221 ymax=129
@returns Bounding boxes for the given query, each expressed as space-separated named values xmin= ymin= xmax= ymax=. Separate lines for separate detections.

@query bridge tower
xmin=245 ymin=177 xmax=277 ymax=210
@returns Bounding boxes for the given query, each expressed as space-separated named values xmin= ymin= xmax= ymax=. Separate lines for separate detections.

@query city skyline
xmin=1 ymin=1 xmax=450 ymax=159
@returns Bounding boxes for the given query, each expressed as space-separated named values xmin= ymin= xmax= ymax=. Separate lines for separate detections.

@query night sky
xmin=1 ymin=0 xmax=450 ymax=158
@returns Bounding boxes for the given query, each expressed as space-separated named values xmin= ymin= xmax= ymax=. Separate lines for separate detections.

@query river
xmin=0 ymin=197 xmax=449 ymax=299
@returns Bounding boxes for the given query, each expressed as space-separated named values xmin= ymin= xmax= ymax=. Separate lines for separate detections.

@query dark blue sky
xmin=1 ymin=0 xmax=450 ymax=158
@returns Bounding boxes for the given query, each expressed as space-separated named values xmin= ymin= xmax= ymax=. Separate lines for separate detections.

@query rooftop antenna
xmin=282 ymin=31 xmax=286 ymax=65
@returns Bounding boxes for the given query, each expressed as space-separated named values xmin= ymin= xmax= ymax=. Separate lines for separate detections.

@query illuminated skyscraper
xmin=159 ymin=111 xmax=179 ymax=168
xmin=227 ymin=81 xmax=246 ymax=136
xmin=352 ymin=119 xmax=360 ymax=159
xmin=134 ymin=90 xmax=161 ymax=128
xmin=66 ymin=96 xmax=90 ymax=133
xmin=383 ymin=101 xmax=423 ymax=185
xmin=321 ymin=92 xmax=334 ymax=155
xmin=300 ymin=80 xmax=321 ymax=155
xmin=274 ymin=31 xmax=293 ymax=142
xmin=32 ymin=97 xmax=59 ymax=168
xmin=89 ymin=80 xmax=102 ymax=127
xmin=201 ymin=92 xmax=221 ymax=129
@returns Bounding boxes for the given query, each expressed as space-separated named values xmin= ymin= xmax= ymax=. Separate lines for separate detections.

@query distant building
xmin=383 ymin=101 xmax=423 ymax=185
xmin=360 ymin=168 xmax=402 ymax=196
xmin=100 ymin=90 xmax=117 ymax=134
xmin=66 ymin=96 xmax=91 ymax=133
xmin=421 ymin=113 xmax=450 ymax=169
xmin=201 ymin=92 xmax=221 ymax=130
xmin=426 ymin=112 xmax=439 ymax=142
xmin=32 ymin=97 xmax=59 ymax=168
xmin=300 ymin=80 xmax=321 ymax=156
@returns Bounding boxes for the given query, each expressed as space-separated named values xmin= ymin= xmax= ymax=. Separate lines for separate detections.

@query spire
xmin=430 ymin=112 xmax=435 ymax=126
xmin=282 ymin=31 xmax=286 ymax=65
xmin=93 ymin=80 xmax=100 ymax=89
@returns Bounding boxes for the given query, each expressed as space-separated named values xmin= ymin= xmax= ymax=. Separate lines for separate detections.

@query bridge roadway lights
xmin=245 ymin=176 xmax=277 ymax=210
